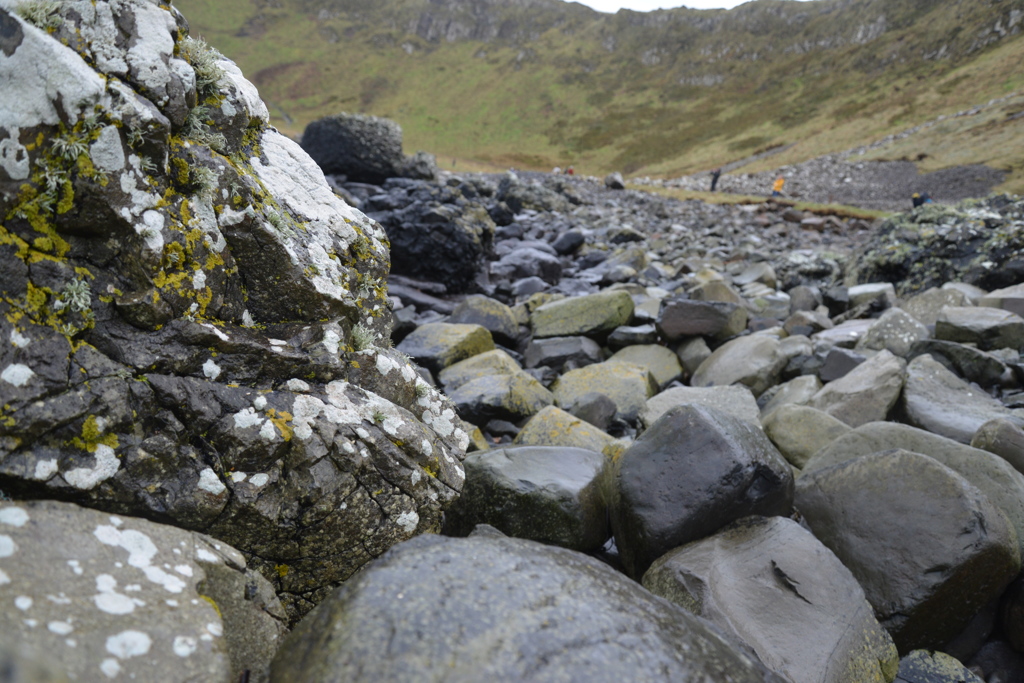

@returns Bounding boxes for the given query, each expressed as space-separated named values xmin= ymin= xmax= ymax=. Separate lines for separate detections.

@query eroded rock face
xmin=0 ymin=2 xmax=467 ymax=622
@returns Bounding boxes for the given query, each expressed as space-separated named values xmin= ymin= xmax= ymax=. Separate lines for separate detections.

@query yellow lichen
xmin=265 ymin=409 xmax=294 ymax=442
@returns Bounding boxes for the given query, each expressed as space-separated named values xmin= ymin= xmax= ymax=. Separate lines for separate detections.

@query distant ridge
xmin=175 ymin=0 xmax=1024 ymax=191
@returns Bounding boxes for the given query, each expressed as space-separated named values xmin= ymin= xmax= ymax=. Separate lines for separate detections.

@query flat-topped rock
xmin=935 ymin=306 xmax=1024 ymax=351
xmin=608 ymin=344 xmax=683 ymax=388
xmin=642 ymin=385 xmax=761 ymax=429
xmin=531 ymin=290 xmax=635 ymax=339
xmin=396 ymin=322 xmax=495 ymax=374
xmin=552 ymin=361 xmax=658 ymax=423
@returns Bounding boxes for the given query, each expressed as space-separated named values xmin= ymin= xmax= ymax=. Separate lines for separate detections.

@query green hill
xmin=173 ymin=0 xmax=1024 ymax=191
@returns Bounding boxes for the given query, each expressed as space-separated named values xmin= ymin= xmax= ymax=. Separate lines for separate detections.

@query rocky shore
xmin=3 ymin=3 xmax=1024 ymax=682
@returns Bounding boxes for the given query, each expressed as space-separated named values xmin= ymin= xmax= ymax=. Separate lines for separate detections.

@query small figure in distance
xmin=912 ymin=192 xmax=933 ymax=208
xmin=772 ymin=176 xmax=785 ymax=197
xmin=566 ymin=166 xmax=575 ymax=176
xmin=710 ymin=167 xmax=722 ymax=192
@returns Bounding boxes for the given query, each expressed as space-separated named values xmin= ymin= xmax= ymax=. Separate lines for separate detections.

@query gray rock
xmin=270 ymin=534 xmax=784 ymax=682
xmin=395 ymin=150 xmax=438 ymax=180
xmin=691 ymin=335 xmax=788 ymax=398
xmin=809 ymin=349 xmax=907 ymax=427
xmin=796 ymin=450 xmax=1021 ymax=652
xmin=491 ymin=247 xmax=563 ymax=285
xmin=848 ymin=282 xmax=897 ymax=308
xmin=758 ymin=375 xmax=823 ymax=418
xmin=812 ymin=319 xmax=876 ymax=348
xmin=900 ymin=287 xmax=971 ymax=327
xmin=609 ymin=404 xmax=794 ymax=578
xmin=607 ymin=344 xmax=683 ymax=388
xmin=643 ymin=516 xmax=898 ymax=683
xmin=935 ymin=306 xmax=1024 ymax=351
xmin=448 ymin=371 xmax=555 ymax=424
xmin=803 ymin=420 xmax=1024 ymax=560
xmin=906 ymin=340 xmax=1015 ymax=390
xmin=301 ymin=112 xmax=404 ymax=183
xmin=396 ymin=322 xmax=496 ymax=374
xmin=566 ymin=392 xmax=619 ymax=431
xmin=972 ymin=418 xmax=1024 ymax=476
xmin=514 ymin=405 xmax=621 ymax=454
xmin=656 ymin=299 xmax=747 ymax=341
xmin=552 ymin=361 xmax=658 ymax=423
xmin=531 ymin=290 xmax=635 ymax=339
xmin=762 ymin=404 xmax=852 ymax=469
xmin=674 ymin=336 xmax=712 ymax=377
xmin=524 ymin=335 xmax=604 ymax=371
xmin=448 ymin=295 xmax=521 ymax=346
xmin=444 ymin=446 xmax=608 ymax=550
xmin=605 ymin=172 xmax=626 ymax=189
xmin=900 ymin=354 xmax=1024 ymax=443
xmin=0 ymin=501 xmax=286 ymax=683
xmin=642 ymin=385 xmax=761 ymax=430
xmin=979 ymin=282 xmax=1024 ymax=318
xmin=817 ymin=347 xmax=867 ymax=382
xmin=606 ymin=323 xmax=659 ymax=349
xmin=856 ymin=307 xmax=931 ymax=357
xmin=438 ymin=349 xmax=522 ymax=392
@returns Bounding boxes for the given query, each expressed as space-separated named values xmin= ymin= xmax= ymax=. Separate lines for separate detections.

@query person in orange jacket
xmin=771 ymin=176 xmax=785 ymax=197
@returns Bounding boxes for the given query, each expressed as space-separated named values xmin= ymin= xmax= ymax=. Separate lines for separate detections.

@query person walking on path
xmin=772 ymin=176 xmax=785 ymax=197
xmin=710 ymin=168 xmax=722 ymax=192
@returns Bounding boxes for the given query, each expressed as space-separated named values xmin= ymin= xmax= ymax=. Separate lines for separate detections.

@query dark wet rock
xmin=0 ymin=500 xmax=286 ymax=683
xmin=368 ymin=180 xmax=496 ymax=293
xmin=524 ymin=335 xmax=604 ymax=371
xmin=656 ymin=298 xmax=747 ymax=341
xmin=796 ymin=450 xmax=1021 ymax=653
xmin=551 ymin=229 xmax=585 ymax=255
xmin=444 ymin=446 xmax=608 ymax=551
xmin=817 ymin=347 xmax=867 ymax=382
xmin=607 ymin=323 xmax=659 ymax=349
xmin=609 ymin=404 xmax=794 ymax=578
xmin=303 ymin=115 xmax=436 ymax=183
xmin=491 ymin=246 xmax=563 ymax=285
xmin=270 ymin=534 xmax=784 ymax=682
xmin=605 ymin=172 xmax=626 ymax=190
xmin=643 ymin=516 xmax=898 ymax=683
xmin=565 ymin=391 xmax=618 ymax=431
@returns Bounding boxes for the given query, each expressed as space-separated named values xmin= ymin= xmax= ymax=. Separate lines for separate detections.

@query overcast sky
xmin=573 ymin=0 xmax=809 ymax=11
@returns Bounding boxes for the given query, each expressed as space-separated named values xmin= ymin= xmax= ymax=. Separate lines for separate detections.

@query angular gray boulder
xmin=609 ymin=404 xmax=794 ymax=578
xmin=443 ymin=446 xmax=608 ymax=551
xmin=900 ymin=354 xmax=1024 ymax=443
xmin=796 ymin=450 xmax=1020 ymax=653
xmin=690 ymin=334 xmax=788 ymax=398
xmin=809 ymin=350 xmax=907 ymax=427
xmin=0 ymin=500 xmax=286 ymax=683
xmin=269 ymin=533 xmax=785 ymax=682
xmin=643 ymin=516 xmax=899 ymax=683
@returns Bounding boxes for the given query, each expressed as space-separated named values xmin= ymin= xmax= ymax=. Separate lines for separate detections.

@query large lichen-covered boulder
xmin=0 ymin=500 xmax=286 ymax=683
xmin=0 ymin=2 xmax=467 ymax=622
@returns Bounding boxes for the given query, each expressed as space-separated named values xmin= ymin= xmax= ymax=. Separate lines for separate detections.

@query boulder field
xmin=4 ymin=2 xmax=1024 ymax=682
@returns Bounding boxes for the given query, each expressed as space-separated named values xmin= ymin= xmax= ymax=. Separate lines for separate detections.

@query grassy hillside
xmin=173 ymin=0 xmax=1024 ymax=191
